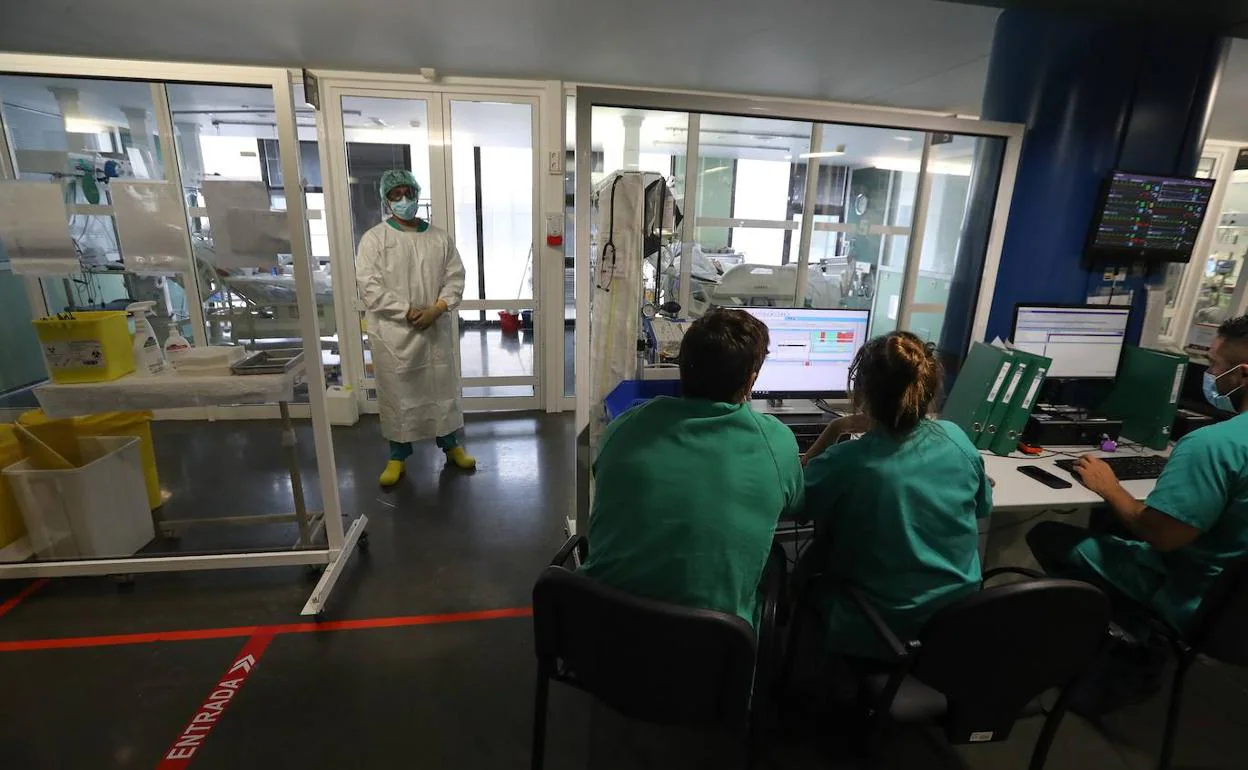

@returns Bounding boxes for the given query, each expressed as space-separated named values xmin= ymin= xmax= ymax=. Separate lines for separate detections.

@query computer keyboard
xmin=1054 ymin=455 xmax=1168 ymax=481
xmin=789 ymin=424 xmax=823 ymax=453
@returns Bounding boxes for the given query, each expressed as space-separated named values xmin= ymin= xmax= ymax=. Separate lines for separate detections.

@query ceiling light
xmin=866 ymin=156 xmax=972 ymax=176
xmin=800 ymin=144 xmax=847 ymax=159
xmin=893 ymin=136 xmax=913 ymax=142
xmin=64 ymin=117 xmax=108 ymax=134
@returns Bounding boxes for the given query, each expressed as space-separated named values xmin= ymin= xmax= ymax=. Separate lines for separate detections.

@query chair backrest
xmin=1188 ymin=553 xmax=1248 ymax=665
xmin=532 ymin=566 xmax=757 ymax=729
xmin=911 ymin=578 xmax=1110 ymax=744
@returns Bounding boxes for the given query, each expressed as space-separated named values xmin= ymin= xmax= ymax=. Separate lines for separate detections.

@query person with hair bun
xmin=796 ymin=331 xmax=993 ymax=660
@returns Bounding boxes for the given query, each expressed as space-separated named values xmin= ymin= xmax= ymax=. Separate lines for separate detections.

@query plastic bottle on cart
xmin=127 ymin=301 xmax=168 ymax=376
xmin=164 ymin=322 xmax=191 ymax=355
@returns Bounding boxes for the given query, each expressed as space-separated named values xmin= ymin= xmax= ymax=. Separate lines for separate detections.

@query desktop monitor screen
xmin=742 ymin=307 xmax=870 ymax=398
xmin=1086 ymin=172 xmax=1213 ymax=263
xmin=1011 ymin=304 xmax=1131 ymax=379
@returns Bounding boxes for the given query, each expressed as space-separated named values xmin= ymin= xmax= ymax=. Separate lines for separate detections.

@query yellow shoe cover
xmin=445 ymin=446 xmax=477 ymax=470
xmin=379 ymin=459 xmax=405 ymax=486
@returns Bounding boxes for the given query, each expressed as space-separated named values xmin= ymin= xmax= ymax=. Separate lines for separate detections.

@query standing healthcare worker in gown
xmin=356 ymin=169 xmax=476 ymax=486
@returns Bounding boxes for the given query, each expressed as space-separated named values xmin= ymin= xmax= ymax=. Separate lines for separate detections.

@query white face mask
xmin=389 ymin=196 xmax=419 ymax=221
xmin=1204 ymin=367 xmax=1244 ymax=413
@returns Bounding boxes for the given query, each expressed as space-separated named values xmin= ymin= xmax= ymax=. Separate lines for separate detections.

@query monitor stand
xmin=751 ymin=398 xmax=830 ymax=416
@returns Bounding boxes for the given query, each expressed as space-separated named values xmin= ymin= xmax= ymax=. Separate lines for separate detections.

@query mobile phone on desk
xmin=1017 ymin=465 xmax=1073 ymax=489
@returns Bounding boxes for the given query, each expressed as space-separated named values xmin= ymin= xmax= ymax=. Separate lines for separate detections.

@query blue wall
xmin=977 ymin=10 xmax=1228 ymax=345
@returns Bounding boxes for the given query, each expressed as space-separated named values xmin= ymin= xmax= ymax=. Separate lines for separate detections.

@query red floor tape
xmin=140 ymin=607 xmax=533 ymax=768
xmin=0 ymin=578 xmax=49 ymax=620
xmin=156 ymin=631 xmax=275 ymax=769
xmin=0 ymin=605 xmax=533 ymax=652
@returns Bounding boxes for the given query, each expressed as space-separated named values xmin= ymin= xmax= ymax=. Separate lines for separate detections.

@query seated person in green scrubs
xmin=580 ymin=308 xmax=804 ymax=626
xmin=798 ymin=331 xmax=993 ymax=660
xmin=1027 ymin=314 xmax=1248 ymax=635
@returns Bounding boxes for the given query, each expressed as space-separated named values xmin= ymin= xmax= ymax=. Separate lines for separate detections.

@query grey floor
xmin=0 ymin=413 xmax=1246 ymax=768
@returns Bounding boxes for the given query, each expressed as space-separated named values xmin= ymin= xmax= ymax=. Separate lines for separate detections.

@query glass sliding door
xmin=323 ymin=88 xmax=542 ymax=413
xmin=333 ymin=95 xmax=434 ymax=404
xmin=445 ymin=98 xmax=540 ymax=407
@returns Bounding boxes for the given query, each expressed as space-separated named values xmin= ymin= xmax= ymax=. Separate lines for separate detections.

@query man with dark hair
xmin=580 ymin=308 xmax=804 ymax=625
xmin=1028 ymin=313 xmax=1248 ymax=635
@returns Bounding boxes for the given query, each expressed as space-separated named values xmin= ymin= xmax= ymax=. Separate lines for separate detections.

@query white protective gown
xmin=355 ymin=220 xmax=466 ymax=443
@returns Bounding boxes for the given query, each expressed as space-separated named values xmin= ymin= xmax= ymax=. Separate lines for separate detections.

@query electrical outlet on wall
xmin=548 ymin=151 xmax=562 ymax=175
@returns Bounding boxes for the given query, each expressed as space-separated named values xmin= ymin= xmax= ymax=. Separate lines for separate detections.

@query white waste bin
xmin=3 ymin=436 xmax=154 ymax=559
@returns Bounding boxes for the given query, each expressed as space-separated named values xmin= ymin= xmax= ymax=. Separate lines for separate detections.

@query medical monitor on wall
xmin=1086 ymin=172 xmax=1213 ymax=263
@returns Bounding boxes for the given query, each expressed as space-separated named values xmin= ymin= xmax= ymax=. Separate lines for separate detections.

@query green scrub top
xmin=1074 ymin=411 xmax=1248 ymax=631
xmin=799 ymin=419 xmax=992 ymax=660
xmin=580 ymin=397 xmax=804 ymax=626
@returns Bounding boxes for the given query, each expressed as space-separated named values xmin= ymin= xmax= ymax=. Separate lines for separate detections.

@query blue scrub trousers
xmin=389 ymin=434 xmax=458 ymax=460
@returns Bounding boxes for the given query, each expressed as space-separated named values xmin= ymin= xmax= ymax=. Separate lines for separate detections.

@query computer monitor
xmin=1011 ymin=304 xmax=1131 ymax=379
xmin=1086 ymin=172 xmax=1213 ymax=264
xmin=742 ymin=307 xmax=870 ymax=399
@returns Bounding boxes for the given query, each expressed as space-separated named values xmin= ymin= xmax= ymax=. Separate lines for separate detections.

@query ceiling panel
xmin=0 ymin=0 xmax=998 ymax=115
xmin=4 ymin=0 xmax=1248 ymax=146
xmin=947 ymin=0 xmax=1248 ymax=34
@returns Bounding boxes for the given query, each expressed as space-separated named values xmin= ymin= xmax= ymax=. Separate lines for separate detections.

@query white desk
xmin=984 ymin=444 xmax=1168 ymax=512
xmin=979 ymin=443 xmax=1169 ymax=571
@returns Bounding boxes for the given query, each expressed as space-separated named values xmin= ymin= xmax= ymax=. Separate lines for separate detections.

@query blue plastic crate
xmin=604 ymin=379 xmax=680 ymax=422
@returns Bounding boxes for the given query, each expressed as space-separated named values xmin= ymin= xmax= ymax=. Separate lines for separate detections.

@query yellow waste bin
xmin=31 ymin=310 xmax=135 ymax=383
xmin=0 ymin=426 xmax=26 ymax=550
xmin=18 ymin=409 xmax=162 ymax=509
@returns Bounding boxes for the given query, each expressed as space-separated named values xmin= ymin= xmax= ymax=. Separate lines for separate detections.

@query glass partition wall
xmin=0 ymin=56 xmax=354 ymax=614
xmin=575 ymin=93 xmax=1016 ymax=377
xmin=571 ymin=88 xmax=1025 ymax=537
xmin=1150 ymin=141 xmax=1248 ymax=355
xmin=0 ymin=74 xmax=338 ymax=406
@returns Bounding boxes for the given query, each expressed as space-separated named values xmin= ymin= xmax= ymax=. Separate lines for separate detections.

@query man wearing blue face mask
xmin=1027 ymin=314 xmax=1248 ymax=639
xmin=356 ymin=169 xmax=476 ymax=487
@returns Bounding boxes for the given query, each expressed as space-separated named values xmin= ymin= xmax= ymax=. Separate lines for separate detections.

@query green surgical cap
xmin=379 ymin=169 xmax=420 ymax=201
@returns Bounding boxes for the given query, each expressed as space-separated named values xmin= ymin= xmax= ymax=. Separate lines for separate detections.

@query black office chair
xmin=530 ymin=535 xmax=782 ymax=770
xmin=1136 ymin=553 xmax=1248 ymax=770
xmin=788 ymin=567 xmax=1110 ymax=770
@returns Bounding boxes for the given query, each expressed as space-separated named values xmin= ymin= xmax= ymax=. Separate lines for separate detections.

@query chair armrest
xmin=1136 ymin=608 xmax=1189 ymax=653
xmin=982 ymin=566 xmax=1044 ymax=584
xmin=761 ymin=542 xmax=787 ymax=604
xmin=550 ymin=535 xmax=587 ymax=568
xmin=751 ymin=544 xmax=785 ymax=729
xmin=844 ymin=584 xmax=913 ymax=661
xmin=1107 ymin=619 xmax=1139 ymax=647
